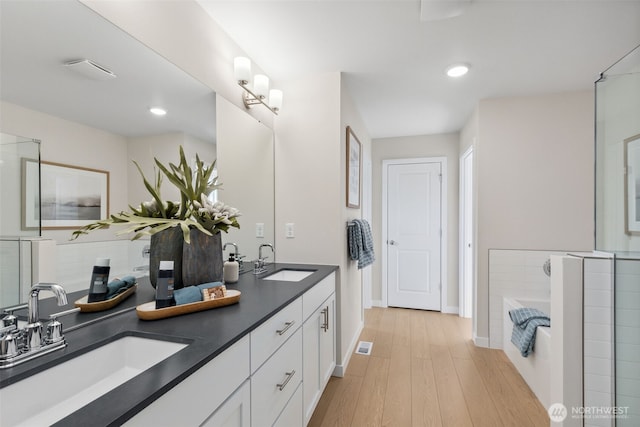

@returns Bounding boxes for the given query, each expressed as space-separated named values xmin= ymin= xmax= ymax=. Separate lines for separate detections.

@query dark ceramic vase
xmin=149 ymin=226 xmax=184 ymax=289
xmin=182 ymin=229 xmax=223 ymax=286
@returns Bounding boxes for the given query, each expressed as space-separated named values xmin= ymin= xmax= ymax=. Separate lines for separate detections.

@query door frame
xmin=381 ymin=157 xmax=448 ymax=311
xmin=459 ymin=146 xmax=474 ymax=318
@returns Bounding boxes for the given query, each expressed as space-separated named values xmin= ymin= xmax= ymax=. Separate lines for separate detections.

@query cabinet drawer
xmin=302 ymin=272 xmax=335 ymax=321
xmin=250 ymin=297 xmax=302 ymax=373
xmin=251 ymin=329 xmax=302 ymax=427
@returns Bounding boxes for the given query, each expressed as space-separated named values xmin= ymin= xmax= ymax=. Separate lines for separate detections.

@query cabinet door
xmin=201 ymin=380 xmax=250 ymax=427
xmin=319 ymin=294 xmax=336 ymax=387
xmin=302 ymin=308 xmax=322 ymax=424
xmin=302 ymin=293 xmax=336 ymax=425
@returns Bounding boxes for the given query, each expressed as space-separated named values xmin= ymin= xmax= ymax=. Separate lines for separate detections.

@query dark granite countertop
xmin=0 ymin=263 xmax=338 ymax=426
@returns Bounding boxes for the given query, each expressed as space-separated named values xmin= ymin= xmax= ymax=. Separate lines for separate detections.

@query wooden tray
xmin=74 ymin=284 xmax=138 ymax=312
xmin=136 ymin=289 xmax=241 ymax=321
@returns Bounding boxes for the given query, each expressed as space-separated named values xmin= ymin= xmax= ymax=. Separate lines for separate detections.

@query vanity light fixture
xmin=446 ymin=63 xmax=470 ymax=78
xmin=234 ymin=57 xmax=283 ymax=114
xmin=149 ymin=107 xmax=167 ymax=116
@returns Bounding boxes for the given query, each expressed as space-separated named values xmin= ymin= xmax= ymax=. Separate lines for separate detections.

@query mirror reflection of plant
xmin=71 ymin=146 xmax=240 ymax=243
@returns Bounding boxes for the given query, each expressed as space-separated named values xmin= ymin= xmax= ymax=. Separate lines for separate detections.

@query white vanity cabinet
xmin=302 ymin=273 xmax=336 ymax=425
xmin=123 ymin=335 xmax=251 ymax=427
xmin=123 ymin=271 xmax=336 ymax=427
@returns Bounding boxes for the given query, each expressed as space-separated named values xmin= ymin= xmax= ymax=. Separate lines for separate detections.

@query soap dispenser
xmin=223 ymin=254 xmax=239 ymax=284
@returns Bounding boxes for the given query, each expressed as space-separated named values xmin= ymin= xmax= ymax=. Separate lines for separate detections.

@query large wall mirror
xmin=0 ymin=1 xmax=274 ymax=286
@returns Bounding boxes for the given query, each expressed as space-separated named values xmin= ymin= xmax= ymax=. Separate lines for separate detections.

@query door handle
xmin=388 ymin=240 xmax=399 ymax=246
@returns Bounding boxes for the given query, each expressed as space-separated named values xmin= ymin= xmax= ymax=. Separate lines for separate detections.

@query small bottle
xmin=87 ymin=258 xmax=110 ymax=303
xmin=156 ymin=261 xmax=175 ymax=309
xmin=223 ymin=254 xmax=239 ymax=284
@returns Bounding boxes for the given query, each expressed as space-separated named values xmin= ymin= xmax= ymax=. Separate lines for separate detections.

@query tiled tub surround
xmin=0 ymin=263 xmax=337 ymax=426
xmin=503 ymin=297 xmax=551 ymax=409
xmin=614 ymin=258 xmax=640 ymax=426
xmin=489 ymin=249 xmax=567 ymax=349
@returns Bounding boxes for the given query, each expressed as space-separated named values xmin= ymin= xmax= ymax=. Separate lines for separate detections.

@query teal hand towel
xmin=174 ymin=285 xmax=203 ymax=305
xmin=106 ymin=275 xmax=137 ymax=299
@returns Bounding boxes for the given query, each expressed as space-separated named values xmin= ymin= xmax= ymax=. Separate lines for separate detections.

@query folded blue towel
xmin=509 ymin=307 xmax=550 ymax=357
xmin=106 ymin=276 xmax=137 ymax=299
xmin=173 ymin=282 xmax=223 ymax=305
xmin=348 ymin=219 xmax=375 ymax=269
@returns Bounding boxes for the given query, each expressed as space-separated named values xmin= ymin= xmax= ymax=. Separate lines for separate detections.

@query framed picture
xmin=346 ymin=126 xmax=362 ymax=208
xmin=625 ymin=133 xmax=640 ymax=234
xmin=22 ymin=160 xmax=109 ymax=230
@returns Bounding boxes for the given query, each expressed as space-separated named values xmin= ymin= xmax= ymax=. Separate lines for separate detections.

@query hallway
xmin=309 ymin=307 xmax=549 ymax=426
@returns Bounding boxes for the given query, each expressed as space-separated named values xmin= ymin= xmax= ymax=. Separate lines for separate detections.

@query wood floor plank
xmin=431 ymin=344 xmax=473 ymax=427
xmin=440 ymin=314 xmax=472 ymax=360
xmin=411 ymin=357 xmax=442 ymax=427
xmin=372 ymin=309 xmax=396 ymax=359
xmin=382 ymin=344 xmax=412 ymax=427
xmin=313 ymin=375 xmax=363 ymax=427
xmin=410 ymin=310 xmax=431 ymax=359
xmin=424 ymin=312 xmax=447 ymax=346
xmin=468 ymin=346 xmax=536 ymax=427
xmin=351 ymin=356 xmax=390 ymax=426
xmin=453 ymin=357 xmax=504 ymax=427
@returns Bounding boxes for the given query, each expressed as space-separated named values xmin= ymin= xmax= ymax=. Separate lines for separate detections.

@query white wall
xmin=371 ymin=133 xmax=460 ymax=310
xmin=468 ymin=90 xmax=595 ymax=344
xmin=0 ymin=101 xmax=130 ymax=244
xmin=274 ymin=71 xmax=371 ymax=373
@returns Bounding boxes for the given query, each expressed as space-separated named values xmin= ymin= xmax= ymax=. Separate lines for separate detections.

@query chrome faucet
xmin=26 ymin=283 xmax=68 ymax=350
xmin=0 ymin=283 xmax=77 ymax=369
xmin=254 ymin=244 xmax=275 ymax=274
xmin=224 ymin=242 xmax=245 ymax=271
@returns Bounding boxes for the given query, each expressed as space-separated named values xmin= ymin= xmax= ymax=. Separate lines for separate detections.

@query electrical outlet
xmin=256 ymin=223 xmax=264 ymax=238
xmin=285 ymin=223 xmax=295 ymax=238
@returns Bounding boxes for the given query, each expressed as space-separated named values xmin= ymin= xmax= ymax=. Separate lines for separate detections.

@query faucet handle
xmin=2 ymin=303 xmax=28 ymax=328
xmin=46 ymin=308 xmax=79 ymax=344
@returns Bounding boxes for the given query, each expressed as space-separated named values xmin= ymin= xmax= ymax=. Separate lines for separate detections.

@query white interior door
xmin=386 ymin=161 xmax=442 ymax=311
xmin=460 ymin=147 xmax=474 ymax=318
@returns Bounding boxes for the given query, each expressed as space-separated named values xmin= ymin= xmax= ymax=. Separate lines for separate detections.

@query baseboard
xmin=473 ymin=334 xmax=490 ymax=348
xmin=371 ymin=299 xmax=385 ymax=307
xmin=442 ymin=305 xmax=459 ymax=314
xmin=333 ymin=320 xmax=364 ymax=378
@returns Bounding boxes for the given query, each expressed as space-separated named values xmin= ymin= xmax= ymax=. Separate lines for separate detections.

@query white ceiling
xmin=197 ymin=0 xmax=640 ymax=138
xmin=0 ymin=1 xmax=216 ymax=143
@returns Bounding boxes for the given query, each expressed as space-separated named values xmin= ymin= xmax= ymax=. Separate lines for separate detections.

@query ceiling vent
xmin=64 ymin=59 xmax=116 ymax=81
xmin=420 ymin=0 xmax=472 ymax=21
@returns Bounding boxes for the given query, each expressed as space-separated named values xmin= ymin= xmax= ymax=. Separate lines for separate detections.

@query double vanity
xmin=0 ymin=263 xmax=337 ymax=427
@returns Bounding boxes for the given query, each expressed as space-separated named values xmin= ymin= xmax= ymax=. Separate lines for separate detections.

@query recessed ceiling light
xmin=446 ymin=64 xmax=470 ymax=78
xmin=149 ymin=107 xmax=167 ymax=116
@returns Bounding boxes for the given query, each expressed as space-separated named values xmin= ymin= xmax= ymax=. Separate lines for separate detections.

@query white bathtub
xmin=503 ymin=297 xmax=551 ymax=409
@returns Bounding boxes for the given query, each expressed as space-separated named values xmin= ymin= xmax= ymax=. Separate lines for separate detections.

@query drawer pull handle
xmin=276 ymin=321 xmax=295 ymax=336
xmin=321 ymin=307 xmax=329 ymax=332
xmin=277 ymin=370 xmax=296 ymax=391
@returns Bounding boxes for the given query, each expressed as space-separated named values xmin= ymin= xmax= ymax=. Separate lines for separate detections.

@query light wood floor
xmin=308 ymin=307 xmax=549 ymax=427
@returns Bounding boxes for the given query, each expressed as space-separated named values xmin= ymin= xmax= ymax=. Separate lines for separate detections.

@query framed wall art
xmin=23 ymin=160 xmax=109 ymax=230
xmin=624 ymin=133 xmax=640 ymax=234
xmin=346 ymin=126 xmax=362 ymax=209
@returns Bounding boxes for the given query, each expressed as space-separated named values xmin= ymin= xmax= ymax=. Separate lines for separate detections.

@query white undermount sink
xmin=261 ymin=269 xmax=314 ymax=282
xmin=0 ymin=335 xmax=187 ymax=427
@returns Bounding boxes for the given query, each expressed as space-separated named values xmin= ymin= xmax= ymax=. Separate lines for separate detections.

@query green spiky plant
xmin=71 ymin=146 xmax=240 ymax=243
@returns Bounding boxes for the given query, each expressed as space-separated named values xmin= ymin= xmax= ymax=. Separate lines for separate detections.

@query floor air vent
xmin=355 ymin=341 xmax=373 ymax=355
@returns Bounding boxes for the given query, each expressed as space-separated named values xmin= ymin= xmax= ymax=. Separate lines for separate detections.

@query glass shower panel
xmin=595 ymin=45 xmax=640 ymax=251
xmin=0 ymin=134 xmax=40 ymax=306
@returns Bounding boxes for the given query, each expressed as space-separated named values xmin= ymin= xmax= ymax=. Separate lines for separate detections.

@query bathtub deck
xmin=309 ymin=307 xmax=549 ymax=427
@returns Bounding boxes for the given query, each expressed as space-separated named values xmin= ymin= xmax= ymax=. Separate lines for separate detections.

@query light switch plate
xmin=256 ymin=223 xmax=264 ymax=238
xmin=285 ymin=223 xmax=295 ymax=238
